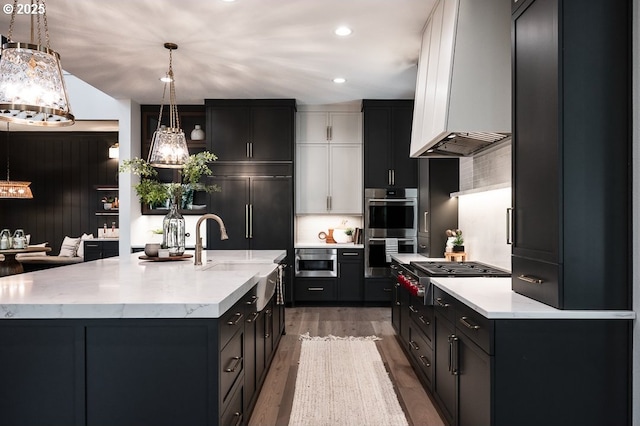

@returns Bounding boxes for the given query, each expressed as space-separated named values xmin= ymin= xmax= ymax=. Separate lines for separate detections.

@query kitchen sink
xmin=201 ymin=261 xmax=278 ymax=310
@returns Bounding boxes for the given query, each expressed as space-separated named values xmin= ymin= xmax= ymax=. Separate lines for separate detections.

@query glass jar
xmin=12 ymin=229 xmax=26 ymax=249
xmin=162 ymin=200 xmax=185 ymax=256
xmin=0 ymin=229 xmax=10 ymax=250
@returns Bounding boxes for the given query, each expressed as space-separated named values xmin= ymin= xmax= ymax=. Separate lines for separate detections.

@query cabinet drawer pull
xmin=227 ymin=312 xmax=244 ymax=326
xmin=246 ymin=295 xmax=258 ymax=305
xmin=246 ymin=311 xmax=260 ymax=323
xmin=341 ymin=252 xmax=359 ymax=256
xmin=435 ymin=298 xmax=450 ymax=308
xmin=231 ymin=412 xmax=242 ymax=426
xmin=384 ymin=288 xmax=393 ymax=292
xmin=224 ymin=356 xmax=242 ymax=373
xmin=418 ymin=315 xmax=430 ymax=325
xmin=419 ymin=355 xmax=431 ymax=368
xmin=265 ymin=333 xmax=271 ymax=339
xmin=409 ymin=305 xmax=418 ymax=314
xmin=459 ymin=316 xmax=480 ymax=330
xmin=409 ymin=340 xmax=419 ymax=351
xmin=518 ymin=274 xmax=544 ymax=284
xmin=308 ymin=287 xmax=324 ymax=291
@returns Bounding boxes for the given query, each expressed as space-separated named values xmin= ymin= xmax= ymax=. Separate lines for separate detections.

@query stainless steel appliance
xmin=391 ymin=260 xmax=510 ymax=305
xmin=365 ymin=188 xmax=418 ymax=276
xmin=294 ymin=248 xmax=337 ymax=277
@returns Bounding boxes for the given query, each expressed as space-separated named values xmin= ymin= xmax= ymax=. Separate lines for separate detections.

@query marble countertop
xmin=432 ymin=277 xmax=636 ymax=320
xmin=0 ymin=250 xmax=285 ymax=320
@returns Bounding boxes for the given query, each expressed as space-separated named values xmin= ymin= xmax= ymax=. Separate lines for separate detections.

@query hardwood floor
xmin=249 ymin=306 xmax=446 ymax=426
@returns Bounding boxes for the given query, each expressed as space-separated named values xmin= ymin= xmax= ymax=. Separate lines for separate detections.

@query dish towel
xmin=276 ymin=264 xmax=285 ymax=305
xmin=385 ymin=238 xmax=398 ymax=262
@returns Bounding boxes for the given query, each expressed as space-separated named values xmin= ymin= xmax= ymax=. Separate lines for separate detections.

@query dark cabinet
xmin=207 ymin=176 xmax=292 ymax=251
xmin=205 ymin=99 xmax=295 ymax=162
xmin=83 ymin=239 xmax=119 ymax=262
xmin=364 ymin=276 xmax=394 ymax=303
xmin=511 ymin=0 xmax=630 ymax=309
xmin=363 ymin=100 xmax=417 ymax=188
xmin=418 ymin=159 xmax=459 ymax=257
xmin=337 ymin=249 xmax=363 ymax=302
xmin=294 ymin=277 xmax=337 ymax=302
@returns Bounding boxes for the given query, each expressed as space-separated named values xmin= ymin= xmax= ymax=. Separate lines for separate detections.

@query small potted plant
xmin=452 ymin=229 xmax=464 ymax=252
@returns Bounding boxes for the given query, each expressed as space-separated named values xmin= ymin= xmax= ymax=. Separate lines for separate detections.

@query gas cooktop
xmin=410 ymin=261 xmax=510 ymax=277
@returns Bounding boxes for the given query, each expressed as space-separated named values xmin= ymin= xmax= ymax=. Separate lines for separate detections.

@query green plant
xmin=120 ymin=151 xmax=220 ymax=208
xmin=452 ymin=229 xmax=464 ymax=246
xmin=344 ymin=228 xmax=354 ymax=236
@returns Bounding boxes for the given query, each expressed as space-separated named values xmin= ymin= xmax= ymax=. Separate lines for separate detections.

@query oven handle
xmin=366 ymin=198 xmax=417 ymax=203
xmin=368 ymin=238 xmax=416 ymax=242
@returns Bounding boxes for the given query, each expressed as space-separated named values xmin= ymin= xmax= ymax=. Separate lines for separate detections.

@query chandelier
xmin=147 ymin=42 xmax=189 ymax=168
xmin=0 ymin=0 xmax=74 ymax=126
xmin=0 ymin=122 xmax=33 ymax=199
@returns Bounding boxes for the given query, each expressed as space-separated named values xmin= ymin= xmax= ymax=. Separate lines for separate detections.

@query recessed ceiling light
xmin=333 ymin=77 xmax=346 ymax=84
xmin=160 ymin=74 xmax=173 ymax=83
xmin=335 ymin=26 xmax=352 ymax=36
xmin=221 ymin=0 xmax=236 ymax=2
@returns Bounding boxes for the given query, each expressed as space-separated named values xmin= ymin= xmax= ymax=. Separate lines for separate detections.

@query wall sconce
xmin=108 ymin=143 xmax=119 ymax=159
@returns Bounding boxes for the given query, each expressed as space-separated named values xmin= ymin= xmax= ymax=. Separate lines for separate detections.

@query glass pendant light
xmin=0 ymin=122 xmax=33 ymax=199
xmin=0 ymin=0 xmax=74 ymax=127
xmin=147 ymin=43 xmax=189 ymax=168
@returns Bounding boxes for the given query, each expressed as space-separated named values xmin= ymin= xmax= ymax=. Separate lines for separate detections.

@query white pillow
xmin=59 ymin=236 xmax=81 ymax=257
xmin=76 ymin=233 xmax=94 ymax=259
xmin=15 ymin=242 xmax=49 ymax=259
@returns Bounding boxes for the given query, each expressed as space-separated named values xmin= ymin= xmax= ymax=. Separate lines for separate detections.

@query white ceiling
xmin=0 ymin=0 xmax=435 ymax=106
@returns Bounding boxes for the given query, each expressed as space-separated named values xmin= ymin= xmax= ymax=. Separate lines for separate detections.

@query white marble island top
xmin=0 ymin=250 xmax=285 ymax=320
xmin=432 ymin=277 xmax=636 ymax=320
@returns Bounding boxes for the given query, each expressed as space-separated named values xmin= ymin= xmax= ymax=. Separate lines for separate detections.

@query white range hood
xmin=409 ymin=0 xmax=511 ymax=158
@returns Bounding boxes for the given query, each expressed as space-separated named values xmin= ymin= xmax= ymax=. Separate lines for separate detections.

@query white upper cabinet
xmin=296 ymin=107 xmax=363 ymax=214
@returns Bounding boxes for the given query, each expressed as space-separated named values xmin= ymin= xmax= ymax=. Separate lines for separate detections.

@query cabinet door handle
xmin=409 ymin=340 xmax=419 ymax=351
xmin=338 ymin=263 xmax=340 ymax=278
xmin=246 ymin=142 xmax=250 ymax=158
xmin=448 ymin=334 xmax=459 ymax=375
xmin=326 ymin=125 xmax=330 ymax=141
xmin=342 ymin=252 xmax=359 ymax=256
xmin=388 ymin=169 xmax=392 ymax=186
xmin=459 ymin=316 xmax=480 ymax=330
xmin=409 ymin=305 xmax=418 ymax=314
xmin=424 ymin=211 xmax=429 ymax=233
xmin=246 ymin=311 xmax=260 ymax=323
xmin=250 ymin=142 xmax=253 ymax=158
xmin=249 ymin=204 xmax=253 ymax=238
xmin=326 ymin=196 xmax=330 ymax=211
xmin=231 ymin=412 xmax=242 ymax=426
xmin=506 ymin=207 xmax=513 ymax=244
xmin=224 ymin=356 xmax=242 ymax=373
xmin=226 ymin=312 xmax=244 ymax=326
xmin=435 ymin=298 xmax=450 ymax=308
xmin=245 ymin=204 xmax=249 ymax=238
xmin=308 ymin=287 xmax=324 ymax=291
xmin=518 ymin=274 xmax=544 ymax=284
xmin=392 ymin=169 xmax=395 ymax=186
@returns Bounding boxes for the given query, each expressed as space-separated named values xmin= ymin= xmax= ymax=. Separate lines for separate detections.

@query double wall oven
xmin=365 ymin=188 xmax=418 ymax=276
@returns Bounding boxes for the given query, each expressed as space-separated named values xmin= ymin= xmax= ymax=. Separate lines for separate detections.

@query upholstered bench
xmin=17 ymin=234 xmax=93 ymax=272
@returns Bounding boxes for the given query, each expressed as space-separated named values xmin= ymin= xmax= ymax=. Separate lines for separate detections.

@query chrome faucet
xmin=194 ymin=213 xmax=229 ymax=265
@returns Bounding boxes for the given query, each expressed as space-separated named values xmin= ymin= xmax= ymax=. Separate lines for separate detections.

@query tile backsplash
xmin=459 ymin=142 xmax=511 ymax=192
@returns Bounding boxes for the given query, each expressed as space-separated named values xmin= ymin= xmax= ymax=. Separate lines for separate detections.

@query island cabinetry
xmin=206 ymin=99 xmax=295 ymax=162
xmin=83 ymin=239 xmax=119 ymax=261
xmin=0 ymin=282 xmax=285 ymax=426
xmin=364 ymin=276 xmax=394 ymax=303
xmin=511 ymin=0 xmax=630 ymax=309
xmin=362 ymin=99 xmax=417 ymax=188
xmin=296 ymin=109 xmax=362 ymax=214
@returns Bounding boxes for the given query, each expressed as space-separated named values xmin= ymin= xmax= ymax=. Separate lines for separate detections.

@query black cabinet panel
xmin=337 ymin=248 xmax=364 ymax=302
xmin=83 ymin=239 xmax=119 ymax=262
xmin=295 ymin=277 xmax=337 ymax=302
xmin=364 ymin=277 xmax=394 ymax=303
xmin=511 ymin=0 xmax=631 ymax=309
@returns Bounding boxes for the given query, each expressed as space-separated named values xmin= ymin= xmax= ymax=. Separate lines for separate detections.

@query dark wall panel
xmin=0 ymin=131 xmax=118 ymax=253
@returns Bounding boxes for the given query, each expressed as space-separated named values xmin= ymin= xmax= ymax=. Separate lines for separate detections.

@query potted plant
xmin=119 ymin=151 xmax=220 ymax=209
xmin=452 ymin=229 xmax=464 ymax=252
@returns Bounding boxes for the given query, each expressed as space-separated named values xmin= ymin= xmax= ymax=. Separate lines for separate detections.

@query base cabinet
xmin=83 ymin=240 xmax=119 ymax=262
xmin=0 ymin=283 xmax=285 ymax=426
xmin=396 ymin=285 xmax=631 ymax=426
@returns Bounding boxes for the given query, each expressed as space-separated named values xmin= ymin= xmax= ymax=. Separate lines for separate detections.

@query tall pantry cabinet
xmin=511 ymin=0 xmax=630 ymax=309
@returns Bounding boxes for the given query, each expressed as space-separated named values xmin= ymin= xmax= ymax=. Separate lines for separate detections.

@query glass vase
xmin=162 ymin=200 xmax=185 ymax=256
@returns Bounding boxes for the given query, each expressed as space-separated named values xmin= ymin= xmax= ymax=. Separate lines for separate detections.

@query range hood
xmin=409 ymin=0 xmax=511 ymax=158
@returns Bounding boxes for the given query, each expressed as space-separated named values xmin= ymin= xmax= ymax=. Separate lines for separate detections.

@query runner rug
xmin=288 ymin=333 xmax=409 ymax=426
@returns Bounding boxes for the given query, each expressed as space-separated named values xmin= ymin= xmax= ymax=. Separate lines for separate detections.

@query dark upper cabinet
xmin=205 ymin=99 xmax=295 ymax=162
xmin=418 ymin=159 xmax=459 ymax=257
xmin=207 ymin=176 xmax=292 ymax=251
xmin=363 ymin=100 xmax=418 ymax=188
xmin=511 ymin=0 xmax=630 ymax=309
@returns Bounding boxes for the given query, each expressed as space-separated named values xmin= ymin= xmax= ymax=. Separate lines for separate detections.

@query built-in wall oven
xmin=364 ymin=188 xmax=418 ymax=276
xmin=295 ymin=248 xmax=337 ymax=277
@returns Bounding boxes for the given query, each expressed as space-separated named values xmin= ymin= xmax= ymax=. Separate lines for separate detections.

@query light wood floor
xmin=249 ymin=306 xmax=446 ymax=426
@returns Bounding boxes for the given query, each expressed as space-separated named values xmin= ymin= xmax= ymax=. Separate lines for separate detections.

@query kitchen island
xmin=0 ymin=250 xmax=287 ymax=426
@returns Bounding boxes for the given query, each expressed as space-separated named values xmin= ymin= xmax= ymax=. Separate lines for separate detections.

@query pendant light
xmin=0 ymin=0 xmax=74 ymax=126
xmin=0 ymin=122 xmax=33 ymax=199
xmin=147 ymin=42 xmax=189 ymax=168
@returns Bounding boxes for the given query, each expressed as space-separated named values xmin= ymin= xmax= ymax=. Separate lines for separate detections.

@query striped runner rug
xmin=288 ymin=333 xmax=409 ymax=426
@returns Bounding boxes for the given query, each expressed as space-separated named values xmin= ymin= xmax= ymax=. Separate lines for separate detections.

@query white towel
xmin=276 ymin=264 xmax=285 ymax=305
xmin=385 ymin=238 xmax=398 ymax=262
